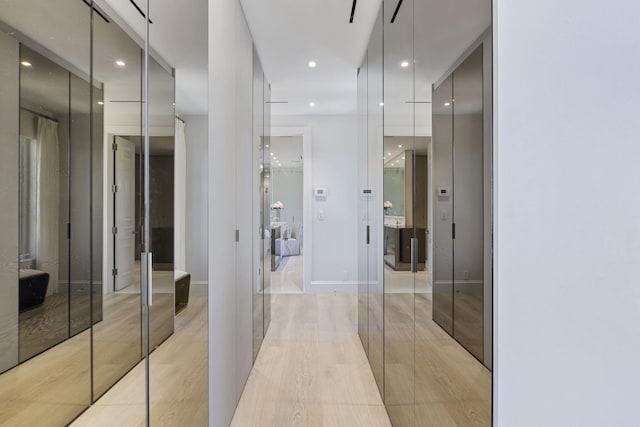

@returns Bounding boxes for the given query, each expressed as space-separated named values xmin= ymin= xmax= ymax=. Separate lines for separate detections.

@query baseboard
xmin=190 ymin=281 xmax=208 ymax=295
xmin=307 ymin=281 xmax=358 ymax=294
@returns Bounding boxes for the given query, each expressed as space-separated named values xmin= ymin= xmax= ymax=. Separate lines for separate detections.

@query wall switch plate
xmin=318 ymin=210 xmax=326 ymax=221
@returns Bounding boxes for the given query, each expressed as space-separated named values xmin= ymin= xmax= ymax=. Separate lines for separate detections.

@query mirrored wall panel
xmin=0 ymin=1 xmax=185 ymax=425
xmin=1 ymin=0 xmax=94 ymax=424
xmin=358 ymin=1 xmax=493 ymax=425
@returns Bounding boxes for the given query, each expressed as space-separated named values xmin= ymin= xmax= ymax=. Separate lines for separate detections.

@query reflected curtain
xmin=35 ymin=117 xmax=59 ymax=295
xmin=174 ymin=118 xmax=186 ymax=271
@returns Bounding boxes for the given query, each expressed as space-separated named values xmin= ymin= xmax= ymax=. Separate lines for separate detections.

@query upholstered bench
xmin=19 ymin=269 xmax=49 ymax=312
xmin=175 ymin=271 xmax=191 ymax=314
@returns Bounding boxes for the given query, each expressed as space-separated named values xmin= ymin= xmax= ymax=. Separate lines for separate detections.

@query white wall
xmin=272 ymin=115 xmax=358 ymax=291
xmin=183 ymin=115 xmax=208 ymax=284
xmin=208 ymin=0 xmax=255 ymax=425
xmin=494 ymin=1 xmax=640 ymax=425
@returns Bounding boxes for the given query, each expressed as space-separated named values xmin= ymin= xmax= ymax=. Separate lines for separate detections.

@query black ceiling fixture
xmin=390 ymin=0 xmax=404 ymax=23
xmin=81 ymin=0 xmax=110 ymax=23
xmin=349 ymin=0 xmax=357 ymax=23
xmin=129 ymin=0 xmax=153 ymax=24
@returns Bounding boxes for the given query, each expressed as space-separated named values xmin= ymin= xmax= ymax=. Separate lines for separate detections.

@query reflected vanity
xmin=358 ymin=1 xmax=493 ymax=426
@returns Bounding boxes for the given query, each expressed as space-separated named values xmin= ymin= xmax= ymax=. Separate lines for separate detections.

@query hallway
xmin=231 ymin=294 xmax=390 ymax=426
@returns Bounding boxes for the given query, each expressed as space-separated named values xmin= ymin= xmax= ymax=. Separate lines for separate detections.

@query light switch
xmin=318 ymin=210 xmax=326 ymax=221
xmin=440 ymin=210 xmax=449 ymax=221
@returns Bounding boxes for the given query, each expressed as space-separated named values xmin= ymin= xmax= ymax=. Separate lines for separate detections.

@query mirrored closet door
xmin=358 ymin=1 xmax=493 ymax=425
xmin=0 ymin=1 xmax=184 ymax=425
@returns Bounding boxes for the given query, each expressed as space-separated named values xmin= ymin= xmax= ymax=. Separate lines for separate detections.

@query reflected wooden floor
xmin=231 ymin=294 xmax=391 ymax=427
xmin=72 ymin=296 xmax=208 ymax=427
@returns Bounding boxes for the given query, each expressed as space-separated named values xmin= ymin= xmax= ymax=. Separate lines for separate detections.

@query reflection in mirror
xmin=92 ymin=12 xmax=144 ymax=401
xmin=366 ymin=6 xmax=384 ymax=398
xmin=269 ymin=136 xmax=304 ymax=294
xmin=147 ymin=56 xmax=176 ymax=353
xmin=252 ymin=47 xmax=265 ymax=360
xmin=382 ymin=0 xmax=416 ymax=424
xmin=0 ymin=0 xmax=94 ymax=423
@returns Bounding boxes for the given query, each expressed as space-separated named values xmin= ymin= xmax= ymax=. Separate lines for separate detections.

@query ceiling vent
xmin=390 ymin=0 xmax=404 ymax=23
xmin=81 ymin=0 xmax=110 ymax=23
xmin=129 ymin=0 xmax=153 ymax=23
xmin=349 ymin=0 xmax=357 ymax=23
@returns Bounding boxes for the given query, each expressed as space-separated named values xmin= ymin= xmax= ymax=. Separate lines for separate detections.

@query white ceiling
xmin=99 ymin=0 xmax=208 ymax=116
xmin=240 ymin=0 xmax=382 ymax=116
xmin=241 ymin=0 xmax=489 ymax=118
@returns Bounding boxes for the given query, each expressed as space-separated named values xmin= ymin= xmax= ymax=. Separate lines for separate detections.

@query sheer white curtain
xmin=35 ymin=117 xmax=60 ymax=294
xmin=174 ymin=118 xmax=187 ymax=272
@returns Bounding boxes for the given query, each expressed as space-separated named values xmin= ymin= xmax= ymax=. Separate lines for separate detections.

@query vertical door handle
xmin=411 ymin=237 xmax=418 ymax=273
xmin=366 ymin=225 xmax=370 ymax=245
xmin=142 ymin=252 xmax=153 ymax=306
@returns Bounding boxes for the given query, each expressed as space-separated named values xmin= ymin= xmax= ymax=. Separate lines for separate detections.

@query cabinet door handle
xmin=411 ymin=237 xmax=418 ymax=273
xmin=141 ymin=252 xmax=153 ymax=306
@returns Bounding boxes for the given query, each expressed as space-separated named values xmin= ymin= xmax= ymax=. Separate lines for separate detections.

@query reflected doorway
xmin=269 ymin=135 xmax=304 ymax=294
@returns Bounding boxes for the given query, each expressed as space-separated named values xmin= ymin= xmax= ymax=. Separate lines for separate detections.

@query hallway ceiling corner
xmin=240 ymin=0 xmax=382 ymax=116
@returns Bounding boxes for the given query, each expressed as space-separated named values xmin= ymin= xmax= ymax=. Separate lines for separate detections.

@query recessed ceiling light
xmin=398 ymin=144 xmax=402 ymax=148
xmin=270 ymin=152 xmax=274 ymax=156
xmin=20 ymin=61 xmax=32 ymax=67
xmin=265 ymin=144 xmax=269 ymax=148
xmin=97 ymin=101 xmax=104 ymax=105
xmin=401 ymin=61 xmax=410 ymax=68
xmin=387 ymin=152 xmax=391 ymax=156
xmin=444 ymin=102 xmax=451 ymax=107
xmin=308 ymin=61 xmax=317 ymax=68
xmin=401 ymin=157 xmax=405 ymax=160
xmin=309 ymin=102 xmax=315 ymax=107
xmin=115 ymin=60 xmax=126 ymax=67
xmin=379 ymin=102 xmax=384 ymax=107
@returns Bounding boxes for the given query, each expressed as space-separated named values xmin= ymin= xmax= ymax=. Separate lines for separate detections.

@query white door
xmin=114 ymin=136 xmax=135 ymax=291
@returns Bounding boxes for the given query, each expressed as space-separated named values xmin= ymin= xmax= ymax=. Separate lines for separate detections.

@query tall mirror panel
xmin=432 ymin=76 xmax=454 ymax=334
xmin=359 ymin=0 xmax=493 ymax=425
xmin=357 ymin=53 xmax=369 ymax=356
xmin=367 ymin=5 xmax=385 ymax=398
xmin=263 ymin=78 xmax=272 ymax=334
xmin=0 ymin=0 xmax=94 ymax=423
xmin=92 ymin=9 xmax=144 ymax=402
xmin=253 ymin=47 xmax=266 ymax=360
xmin=452 ymin=46 xmax=485 ymax=361
xmin=147 ymin=56 xmax=176 ymax=353
xmin=383 ymin=0 xmax=416 ymax=424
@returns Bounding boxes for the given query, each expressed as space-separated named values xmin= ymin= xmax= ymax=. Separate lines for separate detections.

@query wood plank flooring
xmin=71 ymin=295 xmax=208 ymax=427
xmin=231 ymin=294 xmax=391 ymax=427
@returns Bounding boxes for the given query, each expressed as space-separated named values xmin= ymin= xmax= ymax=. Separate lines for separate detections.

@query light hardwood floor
xmin=231 ymin=294 xmax=391 ymax=427
xmin=71 ymin=296 xmax=208 ymax=427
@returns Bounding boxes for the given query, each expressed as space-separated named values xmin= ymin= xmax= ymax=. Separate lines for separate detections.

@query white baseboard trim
xmin=190 ymin=281 xmax=208 ymax=295
xmin=307 ymin=281 xmax=359 ymax=294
